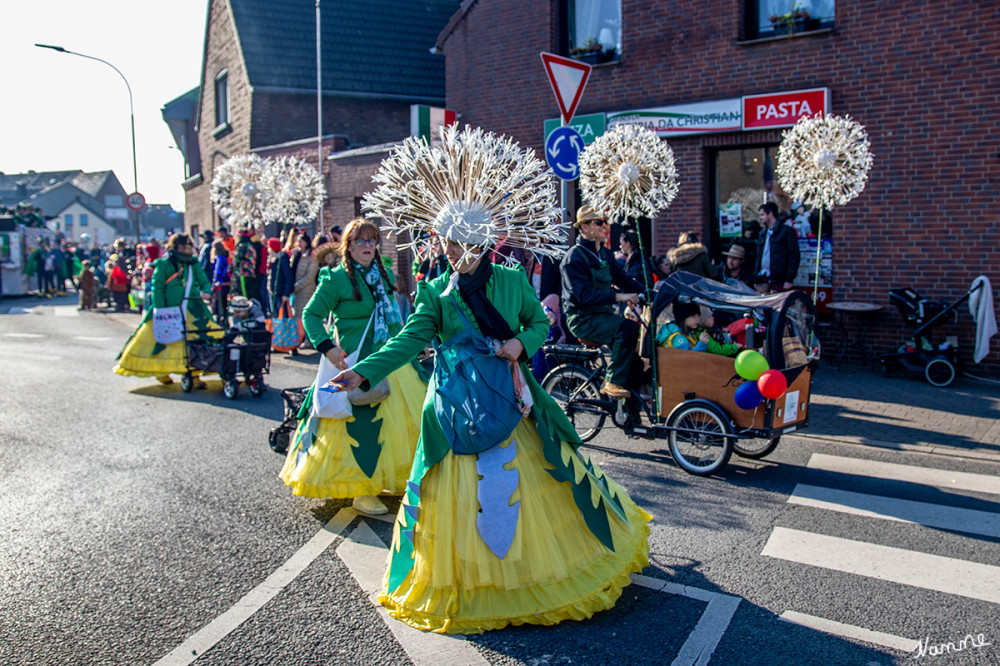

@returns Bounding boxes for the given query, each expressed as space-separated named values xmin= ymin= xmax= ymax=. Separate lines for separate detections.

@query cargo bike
xmin=542 ymin=272 xmax=819 ymax=476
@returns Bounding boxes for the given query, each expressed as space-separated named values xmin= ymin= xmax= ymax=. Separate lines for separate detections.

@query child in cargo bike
xmin=656 ymin=301 xmax=743 ymax=356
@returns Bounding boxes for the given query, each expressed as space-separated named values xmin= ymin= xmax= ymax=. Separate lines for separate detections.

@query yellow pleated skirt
xmin=379 ymin=419 xmax=652 ymax=634
xmin=113 ymin=317 xmax=224 ymax=378
xmin=279 ymin=363 xmax=425 ymax=498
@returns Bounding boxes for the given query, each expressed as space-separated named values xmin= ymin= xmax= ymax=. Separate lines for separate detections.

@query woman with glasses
xmin=280 ymin=218 xmax=425 ymax=517
xmin=114 ymin=233 xmax=222 ymax=386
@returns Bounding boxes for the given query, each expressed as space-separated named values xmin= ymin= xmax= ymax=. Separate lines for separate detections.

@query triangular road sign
xmin=540 ymin=52 xmax=592 ymax=126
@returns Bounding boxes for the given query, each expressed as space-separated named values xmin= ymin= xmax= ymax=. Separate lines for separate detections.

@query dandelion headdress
xmin=776 ymin=112 xmax=874 ymax=303
xmin=361 ymin=124 xmax=565 ymax=266
xmin=578 ymin=123 xmax=679 ymax=225
xmin=776 ymin=113 xmax=873 ymax=210
xmin=210 ymin=154 xmax=268 ymax=230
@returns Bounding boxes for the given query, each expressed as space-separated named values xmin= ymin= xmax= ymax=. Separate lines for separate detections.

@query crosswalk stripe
xmin=807 ymin=453 xmax=1000 ymax=496
xmin=762 ymin=527 xmax=1000 ymax=605
xmin=54 ymin=307 xmax=79 ymax=317
xmin=3 ymin=333 xmax=45 ymax=338
xmin=336 ymin=521 xmax=490 ymax=666
xmin=787 ymin=484 xmax=1000 ymax=539
xmin=778 ymin=610 xmax=920 ymax=653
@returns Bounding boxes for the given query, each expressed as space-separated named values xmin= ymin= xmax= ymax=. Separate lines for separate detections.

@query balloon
xmin=734 ymin=380 xmax=764 ymax=410
xmin=735 ymin=350 xmax=769 ymax=381
xmin=757 ymin=369 xmax=788 ymax=400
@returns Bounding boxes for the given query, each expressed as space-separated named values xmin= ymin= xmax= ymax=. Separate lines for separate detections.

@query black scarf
xmin=457 ymin=259 xmax=516 ymax=340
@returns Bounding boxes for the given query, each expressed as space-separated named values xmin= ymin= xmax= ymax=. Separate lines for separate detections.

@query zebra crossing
xmin=762 ymin=452 xmax=1000 ymax=652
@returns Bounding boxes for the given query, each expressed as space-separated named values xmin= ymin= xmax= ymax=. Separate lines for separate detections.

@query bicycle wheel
xmin=734 ymin=435 xmax=780 ymax=459
xmin=667 ymin=401 xmax=733 ymax=476
xmin=542 ymin=363 xmax=606 ymax=443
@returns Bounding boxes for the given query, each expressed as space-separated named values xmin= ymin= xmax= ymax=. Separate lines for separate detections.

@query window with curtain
xmin=567 ymin=0 xmax=621 ymax=65
xmin=751 ymin=0 xmax=834 ymax=38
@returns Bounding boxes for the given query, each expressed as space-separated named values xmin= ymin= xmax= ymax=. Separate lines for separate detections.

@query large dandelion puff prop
xmin=210 ymin=153 xmax=269 ymax=230
xmin=362 ymin=124 xmax=564 ymax=269
xmin=261 ymin=156 xmax=325 ymax=229
xmin=578 ymin=123 xmax=679 ymax=225
xmin=777 ymin=113 xmax=874 ymax=303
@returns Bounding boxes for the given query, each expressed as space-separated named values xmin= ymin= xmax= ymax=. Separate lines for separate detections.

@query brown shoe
xmin=600 ymin=382 xmax=630 ymax=399
xmin=156 ymin=375 xmax=173 ymax=385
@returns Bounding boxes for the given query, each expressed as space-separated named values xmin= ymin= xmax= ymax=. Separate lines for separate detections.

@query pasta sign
xmin=742 ymin=88 xmax=830 ymax=130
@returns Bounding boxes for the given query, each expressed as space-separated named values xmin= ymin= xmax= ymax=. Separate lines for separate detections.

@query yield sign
xmin=539 ymin=52 xmax=592 ymax=126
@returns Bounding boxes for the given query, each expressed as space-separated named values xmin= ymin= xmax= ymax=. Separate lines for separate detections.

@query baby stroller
xmin=269 ymin=387 xmax=308 ymax=454
xmin=878 ymin=282 xmax=985 ymax=387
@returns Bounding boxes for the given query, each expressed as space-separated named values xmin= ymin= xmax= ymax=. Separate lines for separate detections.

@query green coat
xmin=353 ymin=264 xmax=581 ymax=471
xmin=302 ymin=264 xmax=399 ymax=356
xmin=357 ymin=266 xmax=630 ymax=591
xmin=116 ymin=254 xmax=216 ymax=359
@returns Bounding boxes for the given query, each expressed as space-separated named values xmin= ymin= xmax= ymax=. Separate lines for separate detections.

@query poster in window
xmin=719 ymin=203 xmax=742 ymax=238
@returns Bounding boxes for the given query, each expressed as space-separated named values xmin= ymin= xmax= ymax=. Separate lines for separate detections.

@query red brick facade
xmin=441 ymin=0 xmax=1000 ymax=369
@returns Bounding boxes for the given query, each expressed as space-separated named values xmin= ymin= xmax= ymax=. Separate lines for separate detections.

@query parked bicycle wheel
xmin=542 ymin=363 xmax=606 ymax=443
xmin=733 ymin=435 xmax=780 ymax=459
xmin=667 ymin=400 xmax=733 ymax=476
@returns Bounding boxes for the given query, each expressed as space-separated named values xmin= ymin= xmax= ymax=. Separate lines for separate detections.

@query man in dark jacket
xmin=198 ymin=229 xmax=214 ymax=275
xmin=561 ymin=205 xmax=644 ymax=399
xmin=755 ymin=202 xmax=800 ymax=292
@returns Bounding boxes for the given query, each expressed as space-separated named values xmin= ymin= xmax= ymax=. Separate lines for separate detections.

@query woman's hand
xmin=495 ymin=338 xmax=524 ymax=362
xmin=325 ymin=346 xmax=347 ymax=370
xmin=330 ymin=368 xmax=365 ymax=391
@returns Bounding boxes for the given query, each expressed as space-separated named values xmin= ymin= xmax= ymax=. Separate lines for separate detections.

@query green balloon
xmin=735 ymin=349 xmax=769 ymax=381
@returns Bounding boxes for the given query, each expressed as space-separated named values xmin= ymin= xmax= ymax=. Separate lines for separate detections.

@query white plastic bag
xmin=152 ymin=306 xmax=184 ymax=344
xmin=311 ymin=353 xmax=352 ymax=420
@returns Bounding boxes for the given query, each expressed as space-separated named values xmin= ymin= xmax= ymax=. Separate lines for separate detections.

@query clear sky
xmin=1 ymin=1 xmax=206 ymax=212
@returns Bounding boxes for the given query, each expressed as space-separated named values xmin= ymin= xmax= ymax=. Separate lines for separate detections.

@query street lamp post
xmin=35 ymin=43 xmax=141 ymax=240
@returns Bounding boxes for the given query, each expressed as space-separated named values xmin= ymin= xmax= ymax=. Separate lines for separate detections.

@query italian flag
xmin=411 ymin=105 xmax=457 ymax=147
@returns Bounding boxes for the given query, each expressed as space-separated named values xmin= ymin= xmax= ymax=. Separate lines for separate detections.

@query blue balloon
xmin=734 ymin=380 xmax=764 ymax=410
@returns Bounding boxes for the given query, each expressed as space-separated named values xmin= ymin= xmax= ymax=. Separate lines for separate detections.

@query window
xmin=748 ymin=0 xmax=834 ymax=39
xmin=65 ymin=214 xmax=73 ymax=228
xmin=80 ymin=214 xmax=89 ymax=227
xmin=214 ymin=70 xmax=229 ymax=128
xmin=567 ymin=0 xmax=621 ymax=65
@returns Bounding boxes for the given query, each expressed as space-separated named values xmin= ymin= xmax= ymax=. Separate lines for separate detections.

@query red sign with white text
xmin=742 ymin=88 xmax=830 ymax=130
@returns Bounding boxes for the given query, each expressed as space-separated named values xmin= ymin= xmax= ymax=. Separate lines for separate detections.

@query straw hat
xmin=723 ymin=245 xmax=746 ymax=260
xmin=573 ymin=204 xmax=606 ymax=228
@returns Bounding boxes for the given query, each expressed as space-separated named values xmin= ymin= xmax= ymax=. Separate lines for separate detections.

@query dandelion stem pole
xmin=812 ymin=208 xmax=823 ymax=305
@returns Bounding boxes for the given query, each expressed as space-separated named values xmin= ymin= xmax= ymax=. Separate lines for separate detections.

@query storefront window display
xmin=711 ymin=146 xmax=834 ymax=309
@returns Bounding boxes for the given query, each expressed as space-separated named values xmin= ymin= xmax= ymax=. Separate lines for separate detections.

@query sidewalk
xmin=800 ymin=363 xmax=1000 ymax=462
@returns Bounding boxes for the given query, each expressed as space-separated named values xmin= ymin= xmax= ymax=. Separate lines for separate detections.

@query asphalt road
xmin=2 ymin=296 xmax=998 ymax=665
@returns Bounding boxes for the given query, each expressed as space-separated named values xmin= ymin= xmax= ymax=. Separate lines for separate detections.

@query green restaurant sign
xmin=543 ymin=113 xmax=606 ymax=145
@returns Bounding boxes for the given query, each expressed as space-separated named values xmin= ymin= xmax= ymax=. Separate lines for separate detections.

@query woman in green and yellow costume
xmin=113 ymin=233 xmax=222 ymax=386
xmin=332 ymin=125 xmax=651 ymax=634
xmin=279 ymin=218 xmax=425 ymax=517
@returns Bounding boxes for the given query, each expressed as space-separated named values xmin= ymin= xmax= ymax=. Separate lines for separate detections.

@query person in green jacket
xmin=113 ymin=233 xmax=222 ymax=385
xmin=330 ymin=125 xmax=652 ymax=635
xmin=279 ymin=218 xmax=425 ymax=516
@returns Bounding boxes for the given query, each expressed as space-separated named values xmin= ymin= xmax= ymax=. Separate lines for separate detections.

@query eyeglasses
xmin=589 ymin=219 xmax=607 ymax=227
xmin=351 ymin=238 xmax=378 ymax=248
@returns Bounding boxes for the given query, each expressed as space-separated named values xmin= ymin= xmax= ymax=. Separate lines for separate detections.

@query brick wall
xmin=442 ymin=0 xmax=1000 ymax=371
xmin=184 ymin=0 xmax=254 ymax=236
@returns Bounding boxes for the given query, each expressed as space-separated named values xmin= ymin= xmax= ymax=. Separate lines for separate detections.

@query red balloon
xmin=757 ymin=369 xmax=788 ymax=400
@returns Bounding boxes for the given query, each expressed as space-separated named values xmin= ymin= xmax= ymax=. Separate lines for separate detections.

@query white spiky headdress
xmin=578 ymin=123 xmax=679 ymax=225
xmin=361 ymin=124 xmax=565 ymax=266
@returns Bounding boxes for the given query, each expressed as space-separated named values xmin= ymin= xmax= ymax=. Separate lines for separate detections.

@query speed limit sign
xmin=126 ymin=192 xmax=146 ymax=211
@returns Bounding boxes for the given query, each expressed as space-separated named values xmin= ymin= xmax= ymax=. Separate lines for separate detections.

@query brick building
xmin=168 ymin=0 xmax=457 ymax=251
xmin=437 ymin=0 xmax=1000 ymax=369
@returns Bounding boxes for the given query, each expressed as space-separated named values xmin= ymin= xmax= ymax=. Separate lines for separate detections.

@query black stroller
xmin=879 ymin=281 xmax=985 ymax=387
xmin=181 ymin=321 xmax=272 ymax=399
xmin=269 ymin=387 xmax=308 ymax=454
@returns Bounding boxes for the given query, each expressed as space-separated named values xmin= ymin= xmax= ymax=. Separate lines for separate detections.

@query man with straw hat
xmin=560 ymin=204 xmax=644 ymax=399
